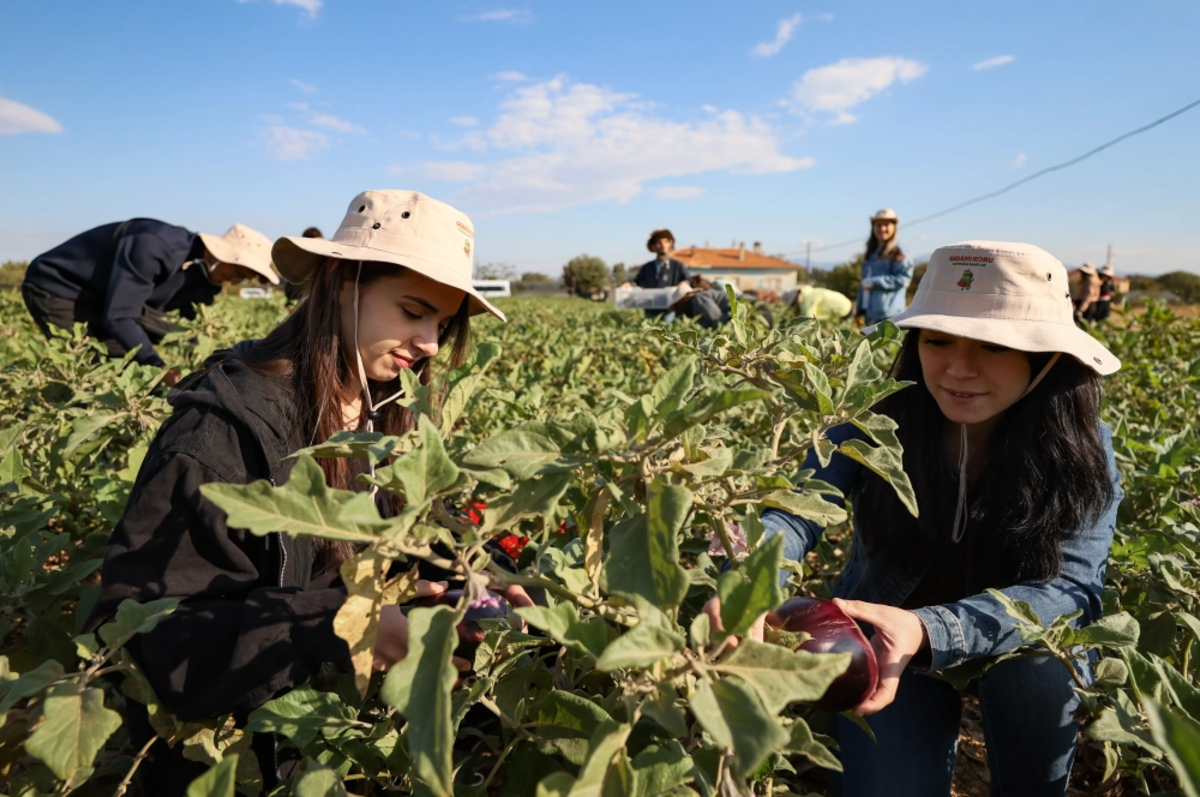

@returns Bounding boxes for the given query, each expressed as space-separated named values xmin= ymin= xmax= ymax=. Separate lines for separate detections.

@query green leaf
xmin=201 ymin=455 xmax=388 ymax=543
xmin=1093 ymin=658 xmax=1130 ymax=689
xmin=1060 ymin=611 xmax=1140 ymax=649
xmin=480 ymin=472 xmax=573 ymax=536
xmin=25 ymin=685 xmax=122 ymax=782
xmin=531 ymin=690 xmax=615 ymax=765
xmin=649 ymin=360 xmax=697 ymax=428
xmin=661 ymin=388 xmax=771 ymax=440
xmin=713 ymin=639 xmax=850 ymax=713
xmin=97 ymin=598 xmax=179 ymax=650
xmin=630 ymin=741 xmax=694 ymax=797
xmin=839 ymin=412 xmax=918 ymax=516
xmin=462 ymin=426 xmax=589 ymax=479
xmin=63 ymin=412 xmax=116 ymax=457
xmin=595 ymin=621 xmax=685 ymax=672
xmin=380 ymin=606 xmax=459 ymax=797
xmin=440 ymin=341 xmax=501 ymax=435
xmin=642 ymin=683 xmax=688 ymax=738
xmin=289 ymin=430 xmax=406 ymax=465
xmin=689 ymin=678 xmax=788 ymax=777
xmin=0 ymin=444 xmax=30 ymax=487
xmin=985 ymin=588 xmax=1043 ymax=629
xmin=802 ymin=363 xmax=834 ymax=414
xmin=0 ymin=660 xmax=65 ymax=728
xmin=717 ymin=534 xmax=784 ymax=637
xmin=517 ymin=602 xmax=608 ymax=659
xmin=603 ymin=478 xmax=691 ymax=609
xmin=245 ymin=686 xmax=365 ymax=747
xmin=185 ymin=754 xmax=239 ymax=797
xmin=758 ymin=489 xmax=847 ymax=527
xmin=1143 ymin=699 xmax=1200 ymax=797
xmin=293 ymin=765 xmax=350 ymax=797
xmin=366 ymin=416 xmax=459 ymax=506
xmin=786 ymin=718 xmax=842 ymax=772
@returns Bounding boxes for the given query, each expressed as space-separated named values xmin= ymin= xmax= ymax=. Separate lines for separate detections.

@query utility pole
xmin=805 ymin=241 xmax=812 ymax=271
xmin=1105 ymin=244 xmax=1112 ymax=267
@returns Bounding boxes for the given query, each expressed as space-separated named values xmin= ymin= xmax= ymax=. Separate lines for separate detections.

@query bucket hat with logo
xmin=885 ymin=240 xmax=1120 ymax=375
xmin=272 ymin=190 xmax=504 ymax=321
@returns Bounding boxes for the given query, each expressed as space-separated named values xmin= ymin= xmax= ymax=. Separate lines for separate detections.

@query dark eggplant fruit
xmin=764 ymin=596 xmax=879 ymax=712
xmin=421 ymin=589 xmax=511 ymax=665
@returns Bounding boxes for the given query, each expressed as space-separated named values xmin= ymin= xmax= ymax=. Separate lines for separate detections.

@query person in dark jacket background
xmin=620 ymin=228 xmax=692 ymax=319
xmin=21 ymin=219 xmax=277 ymax=378
xmin=86 ymin=191 xmax=530 ymax=793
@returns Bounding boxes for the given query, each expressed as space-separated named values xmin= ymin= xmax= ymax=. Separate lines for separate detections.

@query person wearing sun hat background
xmin=21 ymin=218 xmax=278 ymax=376
xmin=714 ymin=241 xmax=1123 ymax=795
xmin=1072 ymin=261 xmax=1101 ymax=323
xmin=855 ymin=208 xmax=915 ymax=325
xmin=85 ymin=190 xmax=528 ymax=794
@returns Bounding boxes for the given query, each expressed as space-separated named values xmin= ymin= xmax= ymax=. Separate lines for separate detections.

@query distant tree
xmin=0 ymin=260 xmax=28 ymax=288
xmin=563 ymin=255 xmax=610 ymax=295
xmin=906 ymin=261 xmax=929 ymax=301
xmin=1156 ymin=271 xmax=1200 ymax=303
xmin=476 ymin=261 xmax=517 ymax=280
xmin=1128 ymin=274 xmax=1160 ymax=292
xmin=520 ymin=272 xmax=553 ymax=282
xmin=611 ymin=262 xmax=628 ymax=285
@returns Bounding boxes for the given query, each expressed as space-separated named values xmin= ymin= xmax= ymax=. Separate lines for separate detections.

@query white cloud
xmin=701 ymin=104 xmax=718 ymax=113
xmin=421 ymin=161 xmax=489 ymax=182
xmin=290 ymin=79 xmax=319 ymax=94
xmin=415 ymin=76 xmax=813 ymax=213
xmin=654 ymin=186 xmax=706 ymax=200
xmin=0 ymin=96 xmax=63 ymax=135
xmin=972 ymin=55 xmax=1016 ymax=71
xmin=460 ymin=9 xmax=533 ymax=24
xmin=450 ymin=116 xmax=479 ymax=127
xmin=239 ymin=0 xmax=322 ymax=18
xmin=489 ymin=71 xmax=530 ymax=82
xmin=308 ymin=113 xmax=365 ymax=134
xmin=752 ymin=14 xmax=803 ymax=58
xmin=787 ymin=56 xmax=928 ymax=123
xmin=1011 ymin=152 xmax=1026 ymax=169
xmin=260 ymin=125 xmax=329 ymax=160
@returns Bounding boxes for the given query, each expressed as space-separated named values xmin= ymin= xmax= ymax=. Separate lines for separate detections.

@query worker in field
xmin=85 ymin=190 xmax=534 ymax=793
xmin=855 ymin=209 xmax=915 ymax=326
xmin=1085 ymin=265 xmax=1115 ymax=323
xmin=707 ymin=241 xmax=1123 ymax=796
xmin=1072 ymin=262 xmax=1101 ymax=323
xmin=620 ymin=228 xmax=692 ymax=318
xmin=283 ymin=225 xmax=325 ymax=303
xmin=21 ymin=219 xmax=278 ymax=379
xmin=787 ymin=282 xmax=854 ymax=321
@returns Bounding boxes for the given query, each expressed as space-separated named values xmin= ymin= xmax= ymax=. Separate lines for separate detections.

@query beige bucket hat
xmin=870 ymin=208 xmax=900 ymax=223
xmin=1098 ymin=264 xmax=1115 ymax=277
xmin=272 ymin=190 xmax=504 ymax=321
xmin=886 ymin=240 xmax=1120 ymax=375
xmin=197 ymin=224 xmax=279 ymax=284
xmin=1077 ymin=262 xmax=1098 ymax=276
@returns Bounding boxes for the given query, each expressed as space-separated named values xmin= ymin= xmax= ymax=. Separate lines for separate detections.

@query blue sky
xmin=2 ymin=1 xmax=1198 ymax=276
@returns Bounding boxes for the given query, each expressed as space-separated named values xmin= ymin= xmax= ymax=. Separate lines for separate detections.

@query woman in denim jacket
xmin=762 ymin=241 xmax=1123 ymax=796
xmin=856 ymin=208 xmax=915 ymax=324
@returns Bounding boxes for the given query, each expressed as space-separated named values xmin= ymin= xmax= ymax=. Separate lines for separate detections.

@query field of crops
xmin=1 ymin=287 xmax=1198 ymax=797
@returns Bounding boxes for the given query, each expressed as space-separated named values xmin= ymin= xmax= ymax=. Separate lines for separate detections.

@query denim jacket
xmin=856 ymin=251 xmax=914 ymax=323
xmin=761 ymin=423 xmax=1122 ymax=673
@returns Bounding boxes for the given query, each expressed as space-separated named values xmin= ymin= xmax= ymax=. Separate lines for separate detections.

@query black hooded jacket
xmin=88 ymin=346 xmax=353 ymax=721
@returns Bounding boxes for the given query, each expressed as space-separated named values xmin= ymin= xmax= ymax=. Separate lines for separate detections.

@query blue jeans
xmin=829 ymin=654 xmax=1080 ymax=797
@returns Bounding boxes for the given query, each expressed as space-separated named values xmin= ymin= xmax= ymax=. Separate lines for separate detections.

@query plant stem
xmin=113 ymin=734 xmax=158 ymax=797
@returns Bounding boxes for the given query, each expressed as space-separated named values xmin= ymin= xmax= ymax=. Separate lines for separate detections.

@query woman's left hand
xmin=832 ymin=598 xmax=928 ymax=716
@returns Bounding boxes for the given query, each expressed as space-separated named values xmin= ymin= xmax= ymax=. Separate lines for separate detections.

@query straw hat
xmin=870 ymin=208 xmax=900 ymax=223
xmin=198 ymin=224 xmax=279 ymax=284
xmin=272 ymin=190 xmax=504 ymax=321
xmin=886 ymin=241 xmax=1120 ymax=375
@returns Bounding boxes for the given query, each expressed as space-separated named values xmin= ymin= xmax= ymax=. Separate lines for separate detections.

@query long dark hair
xmin=243 ymin=258 xmax=472 ymax=569
xmin=854 ymin=329 xmax=1114 ymax=589
xmin=865 ymin=228 xmax=904 ymax=262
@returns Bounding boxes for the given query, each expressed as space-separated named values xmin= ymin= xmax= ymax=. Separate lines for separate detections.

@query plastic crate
xmin=613 ymin=286 xmax=687 ymax=310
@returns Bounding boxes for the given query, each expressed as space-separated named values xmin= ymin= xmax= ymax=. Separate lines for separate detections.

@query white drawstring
xmin=351 ymin=260 xmax=405 ymax=498
xmin=951 ymin=423 xmax=970 ymax=543
xmin=948 ymin=351 xmax=1063 ymax=544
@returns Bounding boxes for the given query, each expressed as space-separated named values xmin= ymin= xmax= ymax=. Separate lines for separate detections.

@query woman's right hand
xmin=372 ymin=580 xmax=471 ymax=673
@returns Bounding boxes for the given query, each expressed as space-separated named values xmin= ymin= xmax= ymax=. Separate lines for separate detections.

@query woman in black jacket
xmin=88 ymin=190 xmax=521 ymax=792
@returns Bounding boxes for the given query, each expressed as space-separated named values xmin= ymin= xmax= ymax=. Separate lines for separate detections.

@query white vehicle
xmin=473 ymin=279 xmax=512 ymax=298
xmin=238 ymin=287 xmax=271 ymax=299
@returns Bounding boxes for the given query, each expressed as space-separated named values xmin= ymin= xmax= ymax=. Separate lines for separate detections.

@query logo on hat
xmin=463 ymin=238 xmax=472 ymax=257
xmin=956 ymin=269 xmax=975 ymax=291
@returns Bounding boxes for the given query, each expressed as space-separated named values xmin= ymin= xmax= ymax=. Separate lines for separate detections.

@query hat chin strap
xmin=352 ymin=260 xmax=406 ymax=498
xmin=949 ymin=351 xmax=1063 ymax=544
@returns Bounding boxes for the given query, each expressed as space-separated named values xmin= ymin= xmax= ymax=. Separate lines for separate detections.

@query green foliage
xmin=0 ymin=286 xmax=1198 ymax=794
xmin=562 ymin=254 xmax=609 ymax=294
xmin=807 ymin=254 xmax=863 ymax=300
xmin=0 ymin=261 xmax=28 ymax=288
xmin=1156 ymin=271 xmax=1200 ymax=304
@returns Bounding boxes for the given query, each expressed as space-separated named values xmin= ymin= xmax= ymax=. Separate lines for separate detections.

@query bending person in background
xmin=21 ymin=220 xmax=277 ymax=380
xmin=1086 ymin=265 xmax=1115 ymax=323
xmin=855 ymin=208 xmax=914 ymax=325
xmin=713 ymin=242 xmax=1122 ymax=796
xmin=85 ymin=191 xmax=531 ymax=794
xmin=1072 ymin=262 xmax=1100 ymax=323
xmin=787 ymin=283 xmax=854 ymax=322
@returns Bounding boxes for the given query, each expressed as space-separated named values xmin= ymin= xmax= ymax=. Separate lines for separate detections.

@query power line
xmin=792 ymin=96 xmax=1200 ymax=258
